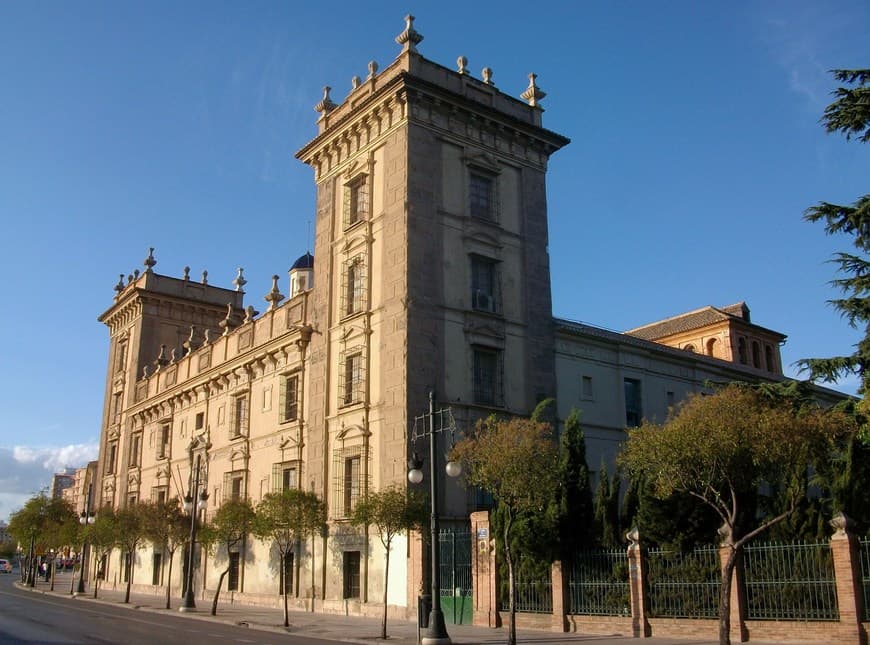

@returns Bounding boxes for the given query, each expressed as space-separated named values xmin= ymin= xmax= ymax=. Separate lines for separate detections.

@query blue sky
xmin=0 ymin=1 xmax=867 ymax=518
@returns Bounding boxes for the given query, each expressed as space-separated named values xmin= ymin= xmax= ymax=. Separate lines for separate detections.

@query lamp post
xmin=180 ymin=452 xmax=208 ymax=612
xmin=408 ymin=391 xmax=461 ymax=645
xmin=76 ymin=483 xmax=95 ymax=595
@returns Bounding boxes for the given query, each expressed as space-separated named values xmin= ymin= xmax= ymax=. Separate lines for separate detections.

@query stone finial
xmin=156 ymin=344 xmax=169 ymax=367
xmin=127 ymin=274 xmax=134 ymax=285
xmin=244 ymin=305 xmax=257 ymax=323
xmin=521 ymin=72 xmax=546 ymax=107
xmin=201 ymin=270 xmax=208 ymax=285
xmin=142 ymin=364 xmax=151 ymax=378
xmin=264 ymin=274 xmax=285 ymax=311
xmin=183 ymin=326 xmax=197 ymax=353
xmin=367 ymin=61 xmax=379 ymax=80
xmin=203 ymin=328 xmax=212 ymax=344
xmin=233 ymin=267 xmax=247 ymax=292
xmin=220 ymin=302 xmax=235 ymax=336
xmin=482 ymin=67 xmax=494 ymax=86
xmin=457 ymin=56 xmax=468 ymax=75
xmin=143 ymin=247 xmax=157 ymax=273
xmin=183 ymin=266 xmax=190 ymax=281
xmin=395 ymin=15 xmax=423 ymax=53
xmin=351 ymin=75 xmax=361 ymax=91
xmin=625 ymin=526 xmax=640 ymax=547
xmin=114 ymin=274 xmax=125 ymax=294
xmin=170 ymin=347 xmax=181 ymax=362
xmin=830 ymin=511 xmax=854 ymax=536
xmin=314 ymin=86 xmax=337 ymax=115
xmin=133 ymin=269 xmax=140 ymax=280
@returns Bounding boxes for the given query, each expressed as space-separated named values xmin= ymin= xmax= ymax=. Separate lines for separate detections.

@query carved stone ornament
xmin=830 ymin=511 xmax=854 ymax=536
xmin=314 ymin=86 xmax=337 ymax=115
xmin=395 ymin=15 xmax=423 ymax=53
xmin=233 ymin=267 xmax=247 ymax=292
xmin=143 ymin=247 xmax=157 ymax=273
xmin=457 ymin=56 xmax=468 ymax=75
xmin=520 ymin=72 xmax=546 ymax=107
xmin=482 ymin=67 xmax=494 ymax=86
xmin=625 ymin=527 xmax=640 ymax=547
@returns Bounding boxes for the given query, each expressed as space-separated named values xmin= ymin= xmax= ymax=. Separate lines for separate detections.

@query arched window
xmin=683 ymin=344 xmax=696 ymax=353
xmin=706 ymin=338 xmax=719 ymax=358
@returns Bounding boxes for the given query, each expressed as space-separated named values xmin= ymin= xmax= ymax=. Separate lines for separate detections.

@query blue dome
xmin=290 ymin=252 xmax=314 ymax=270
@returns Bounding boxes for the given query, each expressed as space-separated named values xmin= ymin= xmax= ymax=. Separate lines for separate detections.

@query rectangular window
xmin=152 ymin=553 xmax=162 ymax=586
xmin=343 ymin=175 xmax=370 ymax=228
xmin=471 ymin=256 xmax=498 ymax=313
xmin=127 ymin=494 xmax=137 ymax=506
xmin=469 ymin=172 xmax=496 ymax=221
xmin=112 ymin=392 xmax=122 ymax=425
xmin=195 ymin=412 xmax=204 ymax=430
xmin=106 ymin=441 xmax=118 ymax=474
xmin=272 ymin=461 xmax=299 ymax=492
xmin=341 ymin=255 xmax=367 ymax=317
xmin=343 ymin=455 xmax=361 ymax=515
xmin=581 ymin=376 xmax=593 ymax=401
xmin=666 ymin=390 xmax=675 ymax=408
xmin=223 ymin=471 xmax=246 ymax=502
xmin=279 ymin=552 xmax=294 ymax=596
xmin=280 ymin=375 xmax=299 ymax=423
xmin=230 ymin=395 xmax=249 ymax=439
xmin=339 ymin=348 xmax=365 ymax=407
xmin=624 ymin=378 xmax=642 ymax=427
xmin=342 ymin=551 xmax=361 ymax=599
xmin=129 ymin=432 xmax=142 ymax=468
xmin=157 ymin=424 xmax=171 ymax=459
xmin=473 ymin=346 xmax=503 ymax=406
xmin=152 ymin=486 xmax=168 ymax=505
xmin=228 ymin=552 xmax=240 ymax=591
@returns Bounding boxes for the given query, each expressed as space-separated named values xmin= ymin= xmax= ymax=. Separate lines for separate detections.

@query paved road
xmin=0 ymin=573 xmax=331 ymax=644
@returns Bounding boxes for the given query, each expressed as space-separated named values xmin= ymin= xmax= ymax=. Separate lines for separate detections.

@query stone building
xmin=92 ymin=17 xmax=811 ymax=619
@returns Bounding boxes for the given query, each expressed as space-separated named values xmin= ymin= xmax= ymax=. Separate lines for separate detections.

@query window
xmin=624 ymin=378 xmax=642 ymax=427
xmin=152 ymin=486 xmax=168 ymax=505
xmin=112 ymin=392 xmax=122 ymax=425
xmin=157 ymin=424 xmax=171 ymax=459
xmin=752 ymin=341 xmax=761 ymax=368
xmin=223 ymin=470 xmax=246 ymax=502
xmin=472 ymin=346 xmax=503 ymax=406
xmin=228 ymin=552 xmax=240 ymax=591
xmin=469 ymin=171 xmax=496 ymax=221
xmin=342 ymin=551 xmax=361 ymax=599
xmin=765 ymin=345 xmax=775 ymax=372
xmin=230 ymin=394 xmax=249 ymax=439
xmin=343 ymin=175 xmax=370 ymax=228
xmin=152 ymin=553 xmax=162 ymax=586
xmin=280 ymin=374 xmax=299 ymax=423
xmin=279 ymin=552 xmax=294 ymax=596
xmin=341 ymin=255 xmax=366 ymax=317
xmin=106 ymin=441 xmax=118 ymax=474
xmin=195 ymin=412 xmax=204 ymax=431
xmin=129 ymin=432 xmax=142 ymax=468
xmin=471 ymin=256 xmax=498 ymax=313
xmin=737 ymin=337 xmax=747 ymax=364
xmin=332 ymin=447 xmax=366 ymax=518
xmin=339 ymin=348 xmax=364 ymax=407
xmin=116 ymin=340 xmax=127 ymax=373
xmin=272 ymin=461 xmax=299 ymax=492
xmin=581 ymin=376 xmax=593 ymax=401
xmin=666 ymin=390 xmax=675 ymax=408
xmin=343 ymin=456 xmax=361 ymax=515
xmin=127 ymin=494 xmax=138 ymax=506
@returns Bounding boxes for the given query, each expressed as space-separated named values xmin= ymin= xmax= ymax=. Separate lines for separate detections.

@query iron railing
xmin=646 ymin=547 xmax=720 ymax=619
xmin=568 ymin=550 xmax=631 ymax=616
xmin=743 ymin=541 xmax=838 ymax=621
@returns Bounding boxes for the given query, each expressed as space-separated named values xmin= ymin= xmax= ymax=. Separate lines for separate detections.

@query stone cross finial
xmin=521 ymin=72 xmax=547 ymax=107
xmin=264 ymin=274 xmax=285 ymax=311
xmin=482 ymin=67 xmax=494 ymax=86
xmin=395 ymin=15 xmax=423 ymax=53
xmin=457 ymin=56 xmax=468 ymax=75
xmin=143 ymin=247 xmax=156 ymax=273
xmin=233 ymin=267 xmax=247 ymax=292
xmin=314 ymin=86 xmax=337 ymax=115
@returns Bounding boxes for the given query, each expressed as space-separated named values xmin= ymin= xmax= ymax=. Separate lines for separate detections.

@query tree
xmin=452 ymin=415 xmax=559 ymax=645
xmin=142 ymin=499 xmax=188 ymax=609
xmin=85 ymin=508 xmax=118 ymax=599
xmin=799 ymin=69 xmax=870 ymax=395
xmin=553 ymin=409 xmax=595 ymax=557
xmin=350 ymin=486 xmax=426 ymax=639
xmin=619 ymin=384 xmax=855 ymax=645
xmin=8 ymin=493 xmax=76 ymax=587
xmin=199 ymin=499 xmax=255 ymax=616
xmin=253 ymin=490 xmax=326 ymax=628
xmin=114 ymin=503 xmax=150 ymax=603
xmin=592 ymin=459 xmax=621 ymax=548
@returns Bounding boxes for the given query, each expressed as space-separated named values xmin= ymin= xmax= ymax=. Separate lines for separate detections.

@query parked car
xmin=0 ymin=559 xmax=12 ymax=573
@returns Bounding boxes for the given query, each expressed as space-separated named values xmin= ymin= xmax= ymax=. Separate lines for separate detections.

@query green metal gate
xmin=439 ymin=529 xmax=473 ymax=624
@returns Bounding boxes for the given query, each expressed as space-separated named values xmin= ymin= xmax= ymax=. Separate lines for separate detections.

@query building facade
xmin=92 ymin=17 xmax=806 ymax=617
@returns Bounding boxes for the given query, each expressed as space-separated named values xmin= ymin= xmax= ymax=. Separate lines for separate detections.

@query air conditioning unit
xmin=474 ymin=291 xmax=494 ymax=312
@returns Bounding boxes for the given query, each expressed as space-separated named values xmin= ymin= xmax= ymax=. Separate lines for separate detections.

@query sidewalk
xmin=17 ymin=569 xmax=717 ymax=644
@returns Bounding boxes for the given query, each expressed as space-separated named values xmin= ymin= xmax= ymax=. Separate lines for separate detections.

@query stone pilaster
xmin=470 ymin=511 xmax=499 ymax=627
xmin=626 ymin=528 xmax=651 ymax=638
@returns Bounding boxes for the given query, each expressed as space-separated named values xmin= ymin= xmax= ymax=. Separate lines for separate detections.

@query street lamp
xmin=76 ymin=483 xmax=95 ymax=595
xmin=407 ymin=391 xmax=462 ymax=645
xmin=180 ymin=452 xmax=208 ymax=612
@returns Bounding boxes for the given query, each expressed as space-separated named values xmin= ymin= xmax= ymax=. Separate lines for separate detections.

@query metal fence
xmin=438 ymin=529 xmax=473 ymax=625
xmin=743 ymin=541 xmax=838 ymax=621
xmin=861 ymin=538 xmax=870 ymax=621
xmin=646 ymin=546 xmax=720 ymax=619
xmin=567 ymin=550 xmax=631 ymax=616
xmin=499 ymin=568 xmax=553 ymax=614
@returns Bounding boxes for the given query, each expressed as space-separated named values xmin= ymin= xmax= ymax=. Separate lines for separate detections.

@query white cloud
xmin=12 ymin=443 xmax=98 ymax=472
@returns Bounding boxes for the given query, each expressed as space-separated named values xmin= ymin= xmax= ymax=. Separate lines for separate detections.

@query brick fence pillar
xmin=626 ymin=528 xmax=651 ymax=638
xmin=470 ymin=511 xmax=499 ymax=627
xmin=551 ymin=560 xmax=568 ymax=632
xmin=718 ymin=539 xmax=748 ymax=643
xmin=830 ymin=512 xmax=866 ymax=645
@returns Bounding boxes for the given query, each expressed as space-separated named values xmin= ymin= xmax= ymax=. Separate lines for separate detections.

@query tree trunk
xmin=718 ymin=547 xmax=737 ymax=645
xmin=49 ymin=558 xmax=55 ymax=591
xmin=281 ymin=553 xmax=289 ymax=627
xmin=211 ymin=569 xmax=228 ymax=616
xmin=69 ymin=564 xmax=76 ymax=595
xmin=165 ymin=550 xmax=174 ymax=609
xmin=504 ymin=510 xmax=516 ymax=645
xmin=125 ymin=555 xmax=134 ymax=604
xmin=381 ymin=543 xmax=390 ymax=640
